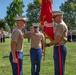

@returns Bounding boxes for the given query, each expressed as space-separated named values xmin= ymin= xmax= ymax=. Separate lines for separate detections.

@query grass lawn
xmin=0 ymin=38 xmax=76 ymax=75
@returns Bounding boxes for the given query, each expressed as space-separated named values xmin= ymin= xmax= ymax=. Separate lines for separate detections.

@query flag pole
xmin=43 ymin=32 xmax=46 ymax=61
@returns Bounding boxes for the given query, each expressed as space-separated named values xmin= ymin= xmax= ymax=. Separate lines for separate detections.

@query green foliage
xmin=0 ymin=19 xmax=7 ymax=30
xmin=26 ymin=0 xmax=41 ymax=30
xmin=5 ymin=0 xmax=25 ymax=31
xmin=60 ymin=0 xmax=76 ymax=30
xmin=38 ymin=0 xmax=42 ymax=4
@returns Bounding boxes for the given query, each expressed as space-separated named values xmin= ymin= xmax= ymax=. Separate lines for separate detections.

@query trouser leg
xmin=35 ymin=48 xmax=42 ymax=75
xmin=54 ymin=46 xmax=60 ymax=75
xmin=54 ymin=45 xmax=67 ymax=75
xmin=61 ymin=45 xmax=67 ymax=75
xmin=3 ymin=37 xmax=5 ymax=42
xmin=30 ymin=48 xmax=36 ymax=75
xmin=1 ymin=38 xmax=2 ymax=43
xmin=9 ymin=52 xmax=23 ymax=75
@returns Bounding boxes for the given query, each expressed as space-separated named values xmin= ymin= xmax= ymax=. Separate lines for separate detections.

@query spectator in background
xmin=1 ymin=28 xmax=5 ymax=43
xmin=72 ymin=31 xmax=76 ymax=42
xmin=68 ymin=31 xmax=72 ymax=42
xmin=0 ymin=33 xmax=1 ymax=42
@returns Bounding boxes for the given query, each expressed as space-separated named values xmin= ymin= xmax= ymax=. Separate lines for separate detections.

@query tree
xmin=38 ymin=0 xmax=42 ymax=4
xmin=0 ymin=19 xmax=6 ymax=30
xmin=5 ymin=0 xmax=25 ymax=32
xmin=26 ymin=0 xmax=41 ymax=30
xmin=60 ymin=0 xmax=76 ymax=30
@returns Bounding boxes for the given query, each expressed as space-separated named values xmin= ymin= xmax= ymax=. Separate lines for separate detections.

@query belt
xmin=55 ymin=44 xmax=65 ymax=46
xmin=16 ymin=50 xmax=23 ymax=52
xmin=31 ymin=47 xmax=41 ymax=49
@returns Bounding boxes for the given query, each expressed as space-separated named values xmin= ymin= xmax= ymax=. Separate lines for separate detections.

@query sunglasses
xmin=33 ymin=26 xmax=39 ymax=28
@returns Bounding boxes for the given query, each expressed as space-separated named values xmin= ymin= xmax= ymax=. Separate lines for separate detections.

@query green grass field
xmin=0 ymin=38 xmax=76 ymax=75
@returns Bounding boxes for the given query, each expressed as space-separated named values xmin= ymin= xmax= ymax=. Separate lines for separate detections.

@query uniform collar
xmin=59 ymin=20 xmax=65 ymax=25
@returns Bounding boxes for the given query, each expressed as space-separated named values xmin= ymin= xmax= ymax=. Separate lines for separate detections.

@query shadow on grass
xmin=23 ymin=54 xmax=30 ymax=56
xmin=3 ymin=56 xmax=9 ymax=58
xmin=2 ymin=54 xmax=30 ymax=58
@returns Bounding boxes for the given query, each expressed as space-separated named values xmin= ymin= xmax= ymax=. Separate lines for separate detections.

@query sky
xmin=0 ymin=0 xmax=67 ymax=19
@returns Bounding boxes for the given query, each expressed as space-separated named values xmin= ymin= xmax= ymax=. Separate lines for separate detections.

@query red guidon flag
xmin=40 ymin=0 xmax=54 ymax=41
